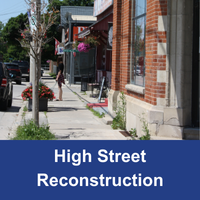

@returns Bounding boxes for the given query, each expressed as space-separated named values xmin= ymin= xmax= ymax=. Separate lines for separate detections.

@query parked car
xmin=0 ymin=62 xmax=13 ymax=111
xmin=12 ymin=60 xmax=30 ymax=82
xmin=4 ymin=63 xmax=22 ymax=84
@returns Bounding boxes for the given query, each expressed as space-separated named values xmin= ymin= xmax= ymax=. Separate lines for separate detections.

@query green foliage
xmin=139 ymin=115 xmax=150 ymax=140
xmin=49 ymin=72 xmax=57 ymax=79
xmin=0 ymin=21 xmax=6 ymax=58
xmin=13 ymin=120 xmax=56 ymax=140
xmin=23 ymin=106 xmax=28 ymax=112
xmin=72 ymin=40 xmax=79 ymax=50
xmin=86 ymin=105 xmax=105 ymax=118
xmin=111 ymin=92 xmax=126 ymax=130
xmin=129 ymin=115 xmax=150 ymax=140
xmin=48 ymin=0 xmax=94 ymax=9
xmin=1 ymin=14 xmax=29 ymax=62
xmin=129 ymin=128 xmax=138 ymax=140
xmin=0 ymin=21 xmax=4 ymax=38
xmin=84 ymin=36 xmax=100 ymax=47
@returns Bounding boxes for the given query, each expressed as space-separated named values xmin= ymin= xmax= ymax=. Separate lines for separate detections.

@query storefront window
xmin=131 ymin=0 xmax=146 ymax=86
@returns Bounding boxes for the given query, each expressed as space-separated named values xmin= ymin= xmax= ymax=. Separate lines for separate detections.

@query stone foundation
xmin=108 ymin=90 xmax=184 ymax=139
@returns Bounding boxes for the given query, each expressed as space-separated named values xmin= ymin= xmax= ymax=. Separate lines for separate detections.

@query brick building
xmin=109 ymin=0 xmax=199 ymax=139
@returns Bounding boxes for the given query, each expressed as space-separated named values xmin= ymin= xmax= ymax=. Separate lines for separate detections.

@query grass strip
xmin=86 ymin=105 xmax=105 ymax=118
xmin=12 ymin=120 xmax=56 ymax=140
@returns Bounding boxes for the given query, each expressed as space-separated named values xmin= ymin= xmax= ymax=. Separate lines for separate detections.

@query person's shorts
xmin=58 ymin=74 xmax=65 ymax=87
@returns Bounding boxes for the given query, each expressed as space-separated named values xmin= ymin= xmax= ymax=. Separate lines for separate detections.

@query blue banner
xmin=0 ymin=141 xmax=199 ymax=200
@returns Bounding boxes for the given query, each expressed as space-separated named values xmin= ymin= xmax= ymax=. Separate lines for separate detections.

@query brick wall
xmin=112 ymin=0 xmax=168 ymax=106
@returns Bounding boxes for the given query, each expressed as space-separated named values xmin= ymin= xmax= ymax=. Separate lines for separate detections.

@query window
xmin=130 ymin=0 xmax=146 ymax=86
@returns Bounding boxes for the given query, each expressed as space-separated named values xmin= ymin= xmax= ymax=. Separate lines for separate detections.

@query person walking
xmin=56 ymin=56 xmax=65 ymax=101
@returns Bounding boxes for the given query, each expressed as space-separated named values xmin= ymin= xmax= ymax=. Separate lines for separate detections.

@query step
xmin=101 ymin=114 xmax=113 ymax=125
xmin=183 ymin=128 xmax=200 ymax=140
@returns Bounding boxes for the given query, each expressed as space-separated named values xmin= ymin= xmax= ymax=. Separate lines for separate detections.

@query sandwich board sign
xmin=98 ymin=76 xmax=105 ymax=102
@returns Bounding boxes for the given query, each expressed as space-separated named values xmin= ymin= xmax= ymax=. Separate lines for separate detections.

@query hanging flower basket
xmin=78 ymin=43 xmax=91 ymax=53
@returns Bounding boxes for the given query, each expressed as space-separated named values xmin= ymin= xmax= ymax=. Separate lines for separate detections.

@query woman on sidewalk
xmin=56 ymin=56 xmax=65 ymax=101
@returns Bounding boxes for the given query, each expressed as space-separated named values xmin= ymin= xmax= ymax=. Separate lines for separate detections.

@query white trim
xmin=71 ymin=15 xmax=97 ymax=21
xmin=125 ymin=84 xmax=145 ymax=95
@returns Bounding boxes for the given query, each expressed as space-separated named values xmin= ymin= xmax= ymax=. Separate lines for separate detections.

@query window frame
xmin=130 ymin=0 xmax=147 ymax=87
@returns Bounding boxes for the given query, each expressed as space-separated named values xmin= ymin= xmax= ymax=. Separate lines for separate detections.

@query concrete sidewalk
xmin=13 ymin=72 xmax=127 ymax=140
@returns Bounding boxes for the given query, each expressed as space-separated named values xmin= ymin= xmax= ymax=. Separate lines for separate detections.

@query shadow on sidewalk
xmin=6 ymin=106 xmax=21 ymax=113
xmin=48 ymin=107 xmax=87 ymax=112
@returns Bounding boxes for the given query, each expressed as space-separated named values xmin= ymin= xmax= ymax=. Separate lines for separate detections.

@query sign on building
xmin=57 ymin=47 xmax=64 ymax=55
xmin=93 ymin=0 xmax=113 ymax=17
xmin=73 ymin=26 xmax=88 ymax=41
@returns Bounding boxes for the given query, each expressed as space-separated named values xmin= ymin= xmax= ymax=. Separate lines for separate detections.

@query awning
xmin=78 ymin=12 xmax=113 ymax=38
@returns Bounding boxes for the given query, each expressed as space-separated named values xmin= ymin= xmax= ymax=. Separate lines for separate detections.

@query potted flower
xmin=21 ymin=82 xmax=56 ymax=111
xmin=84 ymin=36 xmax=100 ymax=48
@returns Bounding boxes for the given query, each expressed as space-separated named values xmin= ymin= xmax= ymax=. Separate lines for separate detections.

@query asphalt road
xmin=0 ymin=80 xmax=27 ymax=140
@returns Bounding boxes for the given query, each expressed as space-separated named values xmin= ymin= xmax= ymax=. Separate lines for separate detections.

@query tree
xmin=1 ymin=14 xmax=28 ymax=62
xmin=17 ymin=0 xmax=59 ymax=126
xmin=0 ymin=21 xmax=6 ymax=61
xmin=0 ymin=21 xmax=4 ymax=37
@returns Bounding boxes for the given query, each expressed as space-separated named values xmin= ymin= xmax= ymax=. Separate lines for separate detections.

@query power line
xmin=0 ymin=1 xmax=25 ymax=13
xmin=0 ymin=10 xmax=27 ymax=17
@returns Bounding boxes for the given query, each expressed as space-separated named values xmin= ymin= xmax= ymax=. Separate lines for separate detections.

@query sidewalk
xmin=15 ymin=72 xmax=127 ymax=140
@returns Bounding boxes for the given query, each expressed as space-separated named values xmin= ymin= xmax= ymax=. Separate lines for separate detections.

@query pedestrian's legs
xmin=58 ymin=86 xmax=63 ymax=101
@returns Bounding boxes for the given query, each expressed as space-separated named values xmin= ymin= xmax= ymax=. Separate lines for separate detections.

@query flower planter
xmin=28 ymin=98 xmax=48 ymax=111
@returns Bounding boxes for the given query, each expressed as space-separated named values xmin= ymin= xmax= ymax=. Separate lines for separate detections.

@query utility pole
xmin=32 ymin=0 xmax=41 ymax=126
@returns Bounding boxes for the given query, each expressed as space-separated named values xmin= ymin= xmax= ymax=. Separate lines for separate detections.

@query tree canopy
xmin=1 ymin=14 xmax=28 ymax=62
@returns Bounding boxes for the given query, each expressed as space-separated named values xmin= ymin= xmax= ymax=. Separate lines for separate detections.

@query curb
xmin=9 ymin=100 xmax=28 ymax=139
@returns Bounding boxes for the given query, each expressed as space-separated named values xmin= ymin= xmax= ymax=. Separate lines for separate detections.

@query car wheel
xmin=0 ymin=98 xmax=8 ymax=111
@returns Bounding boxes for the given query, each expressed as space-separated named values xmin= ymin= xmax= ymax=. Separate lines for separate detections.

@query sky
xmin=0 ymin=0 xmax=49 ymax=25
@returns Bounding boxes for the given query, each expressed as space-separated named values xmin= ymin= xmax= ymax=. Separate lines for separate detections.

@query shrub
xmin=49 ymin=73 xmax=57 ymax=79
xmin=13 ymin=120 xmax=56 ymax=140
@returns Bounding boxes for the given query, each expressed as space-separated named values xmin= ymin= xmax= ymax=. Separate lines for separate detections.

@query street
xmin=0 ymin=80 xmax=27 ymax=140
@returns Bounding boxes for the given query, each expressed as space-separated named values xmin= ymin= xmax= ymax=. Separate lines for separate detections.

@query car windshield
xmin=6 ymin=65 xmax=19 ymax=69
xmin=13 ymin=61 xmax=29 ymax=67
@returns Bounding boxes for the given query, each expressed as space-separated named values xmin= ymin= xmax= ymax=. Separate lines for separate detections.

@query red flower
xmin=21 ymin=84 xmax=55 ymax=100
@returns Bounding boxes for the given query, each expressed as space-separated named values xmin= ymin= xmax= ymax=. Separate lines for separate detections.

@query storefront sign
xmin=73 ymin=26 xmax=88 ymax=41
xmin=93 ymin=0 xmax=113 ymax=17
xmin=57 ymin=47 xmax=64 ymax=55
xmin=107 ymin=22 xmax=113 ymax=50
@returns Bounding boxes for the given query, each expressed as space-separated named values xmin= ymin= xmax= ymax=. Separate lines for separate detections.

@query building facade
xmin=60 ymin=6 xmax=96 ymax=84
xmin=78 ymin=0 xmax=113 ymax=86
xmin=109 ymin=0 xmax=199 ymax=139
